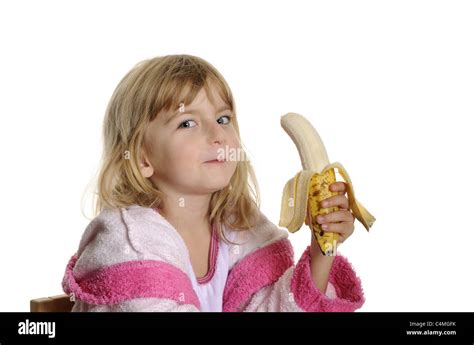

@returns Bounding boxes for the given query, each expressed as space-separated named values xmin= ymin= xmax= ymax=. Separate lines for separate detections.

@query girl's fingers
xmin=329 ymin=182 xmax=347 ymax=194
xmin=319 ymin=194 xmax=350 ymax=210
xmin=316 ymin=183 xmax=354 ymax=245
xmin=317 ymin=210 xmax=354 ymax=224
xmin=319 ymin=221 xmax=354 ymax=240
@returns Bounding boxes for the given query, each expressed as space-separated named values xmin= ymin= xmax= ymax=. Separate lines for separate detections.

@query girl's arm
xmin=63 ymin=253 xmax=202 ymax=312
xmin=223 ymin=213 xmax=365 ymax=312
xmin=71 ymin=298 xmax=199 ymax=312
xmin=63 ymin=206 xmax=202 ymax=312
xmin=309 ymin=236 xmax=336 ymax=294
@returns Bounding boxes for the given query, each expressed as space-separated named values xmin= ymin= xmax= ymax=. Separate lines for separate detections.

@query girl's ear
xmin=139 ymin=155 xmax=154 ymax=178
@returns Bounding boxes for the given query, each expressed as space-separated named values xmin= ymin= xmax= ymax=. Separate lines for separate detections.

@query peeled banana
xmin=279 ymin=113 xmax=375 ymax=256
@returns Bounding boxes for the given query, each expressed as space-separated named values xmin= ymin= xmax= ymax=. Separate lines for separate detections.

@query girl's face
xmin=142 ymin=87 xmax=240 ymax=197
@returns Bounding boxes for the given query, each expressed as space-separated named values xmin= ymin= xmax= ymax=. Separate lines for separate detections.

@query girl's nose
xmin=206 ymin=120 xmax=226 ymax=145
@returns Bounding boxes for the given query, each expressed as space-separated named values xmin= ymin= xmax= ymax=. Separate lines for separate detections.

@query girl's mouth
xmin=204 ymin=159 xmax=226 ymax=164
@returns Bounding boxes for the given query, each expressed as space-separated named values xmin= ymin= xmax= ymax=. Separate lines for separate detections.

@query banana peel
xmin=279 ymin=113 xmax=375 ymax=256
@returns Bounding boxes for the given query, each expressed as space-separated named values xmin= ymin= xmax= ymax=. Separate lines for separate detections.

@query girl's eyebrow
xmin=164 ymin=105 xmax=232 ymax=125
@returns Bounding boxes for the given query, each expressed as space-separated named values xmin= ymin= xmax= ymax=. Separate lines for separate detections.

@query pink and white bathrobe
xmin=62 ymin=205 xmax=365 ymax=312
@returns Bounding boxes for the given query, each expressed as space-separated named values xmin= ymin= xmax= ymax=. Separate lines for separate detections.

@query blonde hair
xmin=88 ymin=54 xmax=261 ymax=244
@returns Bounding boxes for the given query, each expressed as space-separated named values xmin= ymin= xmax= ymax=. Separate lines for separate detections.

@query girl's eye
xmin=177 ymin=115 xmax=232 ymax=129
xmin=177 ymin=119 xmax=197 ymax=129
xmin=217 ymin=115 xmax=232 ymax=125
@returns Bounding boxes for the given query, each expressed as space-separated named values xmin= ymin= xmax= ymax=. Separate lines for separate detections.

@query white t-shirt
xmin=186 ymin=222 xmax=231 ymax=312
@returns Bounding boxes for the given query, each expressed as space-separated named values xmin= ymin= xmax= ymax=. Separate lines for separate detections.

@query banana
xmin=279 ymin=113 xmax=375 ymax=256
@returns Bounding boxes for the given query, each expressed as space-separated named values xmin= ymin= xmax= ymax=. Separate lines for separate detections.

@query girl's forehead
xmin=161 ymin=100 xmax=231 ymax=127
xmin=166 ymin=87 xmax=228 ymax=115
xmin=186 ymin=87 xmax=227 ymax=108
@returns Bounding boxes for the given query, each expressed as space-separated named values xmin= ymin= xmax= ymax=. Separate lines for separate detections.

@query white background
xmin=0 ymin=0 xmax=473 ymax=312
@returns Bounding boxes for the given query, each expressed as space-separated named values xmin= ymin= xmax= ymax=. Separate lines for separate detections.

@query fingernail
xmin=321 ymin=201 xmax=328 ymax=207
xmin=321 ymin=224 xmax=328 ymax=229
xmin=317 ymin=216 xmax=325 ymax=223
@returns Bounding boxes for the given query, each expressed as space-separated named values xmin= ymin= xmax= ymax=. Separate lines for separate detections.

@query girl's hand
xmin=315 ymin=181 xmax=355 ymax=245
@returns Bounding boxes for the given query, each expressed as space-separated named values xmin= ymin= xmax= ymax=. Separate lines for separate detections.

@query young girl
xmin=62 ymin=54 xmax=365 ymax=312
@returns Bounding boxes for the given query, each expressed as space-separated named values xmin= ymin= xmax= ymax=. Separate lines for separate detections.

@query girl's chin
xmin=200 ymin=181 xmax=231 ymax=193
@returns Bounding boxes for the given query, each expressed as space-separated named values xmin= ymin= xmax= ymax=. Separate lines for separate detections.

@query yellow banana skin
xmin=279 ymin=113 xmax=375 ymax=256
xmin=307 ymin=169 xmax=340 ymax=256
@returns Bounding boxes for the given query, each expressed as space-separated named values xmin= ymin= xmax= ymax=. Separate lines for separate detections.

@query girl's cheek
xmin=228 ymin=130 xmax=240 ymax=148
